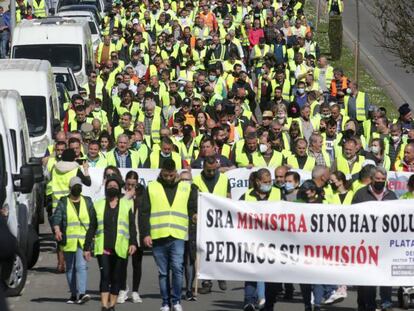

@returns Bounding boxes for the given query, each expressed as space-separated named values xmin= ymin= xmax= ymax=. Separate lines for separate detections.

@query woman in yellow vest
xmin=52 ymin=177 xmax=95 ymax=304
xmin=239 ymin=168 xmax=281 ymax=311
xmin=400 ymin=175 xmax=414 ymax=199
xmin=365 ymin=138 xmax=391 ymax=171
xmin=84 ymin=176 xmax=137 ymax=311
xmin=324 ymin=171 xmax=354 ymax=205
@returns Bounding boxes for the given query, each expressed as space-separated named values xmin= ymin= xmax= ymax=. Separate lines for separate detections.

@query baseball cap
xmin=69 ymin=177 xmax=82 ymax=188
xmin=132 ymin=18 xmax=139 ymax=25
xmin=262 ymin=111 xmax=274 ymax=118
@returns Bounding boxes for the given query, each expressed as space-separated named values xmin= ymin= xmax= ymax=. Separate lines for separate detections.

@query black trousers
xmin=264 ymin=283 xmax=282 ymax=311
xmin=120 ymin=247 xmax=144 ymax=292
xmin=300 ymin=284 xmax=312 ymax=310
xmin=357 ymin=286 xmax=377 ymax=311
xmin=97 ymin=254 xmax=126 ymax=295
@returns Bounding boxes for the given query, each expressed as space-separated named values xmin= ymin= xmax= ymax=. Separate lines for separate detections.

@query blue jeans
xmin=152 ymin=238 xmax=185 ymax=307
xmin=380 ymin=286 xmax=392 ymax=308
xmin=244 ymin=281 xmax=265 ymax=305
xmin=313 ymin=285 xmax=337 ymax=306
xmin=63 ymin=247 xmax=88 ymax=296
xmin=0 ymin=31 xmax=9 ymax=59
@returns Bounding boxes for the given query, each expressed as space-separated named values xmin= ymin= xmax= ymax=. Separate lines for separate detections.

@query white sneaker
xmin=132 ymin=292 xmax=143 ymax=303
xmin=323 ymin=290 xmax=347 ymax=305
xmin=173 ymin=303 xmax=183 ymax=311
xmin=117 ymin=290 xmax=128 ymax=304
xmin=160 ymin=306 xmax=170 ymax=311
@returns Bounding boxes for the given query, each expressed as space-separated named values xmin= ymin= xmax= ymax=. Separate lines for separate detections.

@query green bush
xmin=328 ymin=15 xmax=343 ymax=60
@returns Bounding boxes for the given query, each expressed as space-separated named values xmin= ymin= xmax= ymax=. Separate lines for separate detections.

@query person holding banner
xmin=239 ymin=168 xmax=282 ymax=311
xmin=325 ymin=171 xmax=354 ymax=205
xmin=193 ymin=156 xmax=231 ymax=295
xmin=139 ymin=159 xmax=198 ymax=311
xmin=352 ymin=166 xmax=397 ymax=311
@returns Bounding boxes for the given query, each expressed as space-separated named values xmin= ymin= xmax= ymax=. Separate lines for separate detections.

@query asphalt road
xmin=340 ymin=0 xmax=414 ymax=109
xmin=6 ymin=223 xmax=410 ymax=311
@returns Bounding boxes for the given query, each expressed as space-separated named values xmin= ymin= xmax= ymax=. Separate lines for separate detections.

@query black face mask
xmin=215 ymin=139 xmax=224 ymax=147
xmin=373 ymin=181 xmax=385 ymax=192
xmin=106 ymin=187 xmax=120 ymax=198
xmin=70 ymin=184 xmax=82 ymax=197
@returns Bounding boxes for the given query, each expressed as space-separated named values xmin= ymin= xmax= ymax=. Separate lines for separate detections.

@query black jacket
xmin=352 ymin=185 xmax=397 ymax=204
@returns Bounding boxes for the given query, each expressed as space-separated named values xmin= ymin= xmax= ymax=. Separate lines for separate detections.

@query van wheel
xmin=27 ymin=226 xmax=40 ymax=269
xmin=5 ymin=248 xmax=27 ymax=297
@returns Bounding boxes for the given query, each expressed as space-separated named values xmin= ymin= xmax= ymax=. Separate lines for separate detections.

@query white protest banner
xmin=197 ymin=193 xmax=414 ymax=286
xmin=82 ymin=168 xmax=411 ymax=201
xmin=82 ymin=168 xmax=312 ymax=200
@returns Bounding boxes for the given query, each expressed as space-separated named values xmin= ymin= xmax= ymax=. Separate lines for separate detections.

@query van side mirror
xmin=28 ymin=158 xmax=44 ymax=183
xmin=53 ymin=119 xmax=61 ymax=131
xmin=13 ymin=165 xmax=35 ymax=194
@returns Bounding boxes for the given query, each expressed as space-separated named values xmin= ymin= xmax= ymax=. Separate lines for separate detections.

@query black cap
xmin=398 ymin=103 xmax=411 ymax=116
xmin=161 ymin=158 xmax=176 ymax=171
xmin=182 ymin=97 xmax=192 ymax=106
xmin=61 ymin=149 xmax=76 ymax=162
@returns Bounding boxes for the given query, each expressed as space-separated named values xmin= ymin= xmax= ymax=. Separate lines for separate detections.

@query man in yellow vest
xmin=49 ymin=149 xmax=91 ymax=273
xmin=144 ymin=137 xmax=183 ymax=169
xmin=344 ymin=81 xmax=369 ymax=124
xmin=140 ymin=159 xmax=197 ymax=311
xmin=32 ymin=0 xmax=46 ymax=17
xmin=106 ymin=134 xmax=140 ymax=168
xmin=286 ymin=138 xmax=316 ymax=171
xmin=86 ymin=140 xmax=107 ymax=168
xmin=193 ymin=156 xmax=230 ymax=295
xmin=334 ymin=138 xmax=365 ymax=177
xmin=52 ymin=177 xmax=94 ymax=304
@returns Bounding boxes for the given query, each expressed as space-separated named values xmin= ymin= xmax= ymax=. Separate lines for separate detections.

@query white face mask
xmin=391 ymin=135 xmax=400 ymax=142
xmin=259 ymin=183 xmax=272 ymax=193
xmin=259 ymin=143 xmax=268 ymax=153
xmin=297 ymin=88 xmax=305 ymax=95
xmin=160 ymin=151 xmax=171 ymax=157
xmin=277 ymin=113 xmax=286 ymax=119
xmin=371 ymin=145 xmax=380 ymax=155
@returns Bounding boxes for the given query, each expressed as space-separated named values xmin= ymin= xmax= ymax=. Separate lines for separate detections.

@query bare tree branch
xmin=372 ymin=0 xmax=414 ymax=72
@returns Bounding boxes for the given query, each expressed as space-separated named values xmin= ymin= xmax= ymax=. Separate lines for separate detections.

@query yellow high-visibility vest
xmin=148 ymin=181 xmax=191 ymax=240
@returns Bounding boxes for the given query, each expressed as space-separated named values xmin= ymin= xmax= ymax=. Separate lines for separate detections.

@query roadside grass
xmin=305 ymin=0 xmax=398 ymax=118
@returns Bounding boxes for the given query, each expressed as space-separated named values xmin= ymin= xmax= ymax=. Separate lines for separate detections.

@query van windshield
xmin=54 ymin=72 xmax=76 ymax=91
xmin=14 ymin=44 xmax=82 ymax=72
xmin=20 ymin=96 xmax=47 ymax=137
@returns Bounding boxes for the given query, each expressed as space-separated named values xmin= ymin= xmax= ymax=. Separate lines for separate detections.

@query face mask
xmin=323 ymin=113 xmax=331 ymax=119
xmin=174 ymin=135 xmax=183 ymax=142
xmin=391 ymin=135 xmax=400 ymax=142
xmin=259 ymin=143 xmax=268 ymax=153
xmin=346 ymin=88 xmax=352 ymax=95
xmin=284 ymin=182 xmax=295 ymax=192
xmin=106 ymin=187 xmax=120 ymax=198
xmin=277 ymin=113 xmax=286 ymax=119
xmin=216 ymin=139 xmax=224 ymax=147
xmin=112 ymin=36 xmax=119 ymax=42
xmin=371 ymin=145 xmax=380 ymax=154
xmin=274 ymin=181 xmax=285 ymax=188
xmin=134 ymin=141 xmax=142 ymax=149
xmin=94 ymin=106 xmax=101 ymax=112
xmin=208 ymin=75 xmax=216 ymax=82
xmin=297 ymin=88 xmax=305 ymax=95
xmin=373 ymin=181 xmax=385 ymax=192
xmin=191 ymin=66 xmax=196 ymax=71
xmin=259 ymin=183 xmax=272 ymax=193
xmin=70 ymin=185 xmax=82 ymax=197
xmin=161 ymin=151 xmax=171 ymax=157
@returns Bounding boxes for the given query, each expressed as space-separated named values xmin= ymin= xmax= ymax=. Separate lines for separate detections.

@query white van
xmin=56 ymin=10 xmax=101 ymax=50
xmin=53 ymin=66 xmax=79 ymax=98
xmin=0 ymin=59 xmax=60 ymax=158
xmin=11 ymin=17 xmax=95 ymax=86
xmin=0 ymin=102 xmax=38 ymax=296
xmin=0 ymin=90 xmax=44 ymax=272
